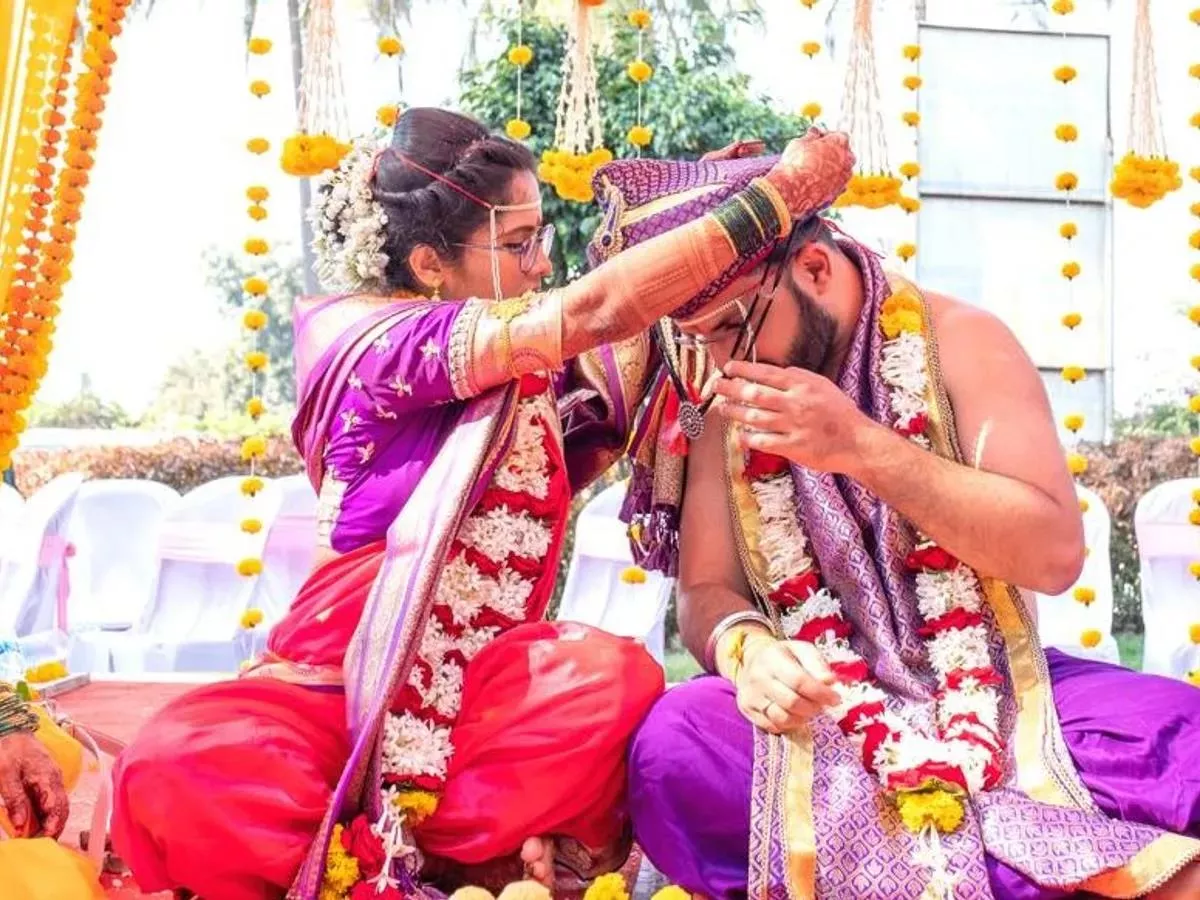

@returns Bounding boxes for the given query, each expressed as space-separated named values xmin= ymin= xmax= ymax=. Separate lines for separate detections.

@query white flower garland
xmin=309 ymin=136 xmax=390 ymax=293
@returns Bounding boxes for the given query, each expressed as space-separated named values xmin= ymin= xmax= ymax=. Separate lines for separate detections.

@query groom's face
xmin=676 ymin=245 xmax=839 ymax=373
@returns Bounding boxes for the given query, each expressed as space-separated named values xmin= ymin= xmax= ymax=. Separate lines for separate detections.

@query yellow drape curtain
xmin=0 ymin=0 xmax=76 ymax=310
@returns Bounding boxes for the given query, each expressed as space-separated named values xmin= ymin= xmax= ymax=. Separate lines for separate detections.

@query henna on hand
xmin=764 ymin=130 xmax=855 ymax=218
xmin=0 ymin=731 xmax=69 ymax=838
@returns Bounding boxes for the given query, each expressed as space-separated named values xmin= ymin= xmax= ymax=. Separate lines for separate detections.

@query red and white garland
xmin=323 ymin=376 xmax=566 ymax=897
xmin=743 ymin=288 xmax=1004 ymax=828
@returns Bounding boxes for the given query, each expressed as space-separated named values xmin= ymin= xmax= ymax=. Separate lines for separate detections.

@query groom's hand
xmin=715 ymin=360 xmax=882 ymax=474
xmin=735 ymin=635 xmax=840 ymax=734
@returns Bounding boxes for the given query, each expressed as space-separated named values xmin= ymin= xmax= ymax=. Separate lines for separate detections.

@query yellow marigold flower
xmin=899 ymin=161 xmax=920 ymax=180
xmin=628 ymin=9 xmax=652 ymax=28
xmin=1192 ymin=64 xmax=1200 ymax=79
xmin=1190 ymin=396 xmax=1200 ymax=415
xmin=1059 ymin=221 xmax=1077 ymax=240
xmin=1192 ymin=202 xmax=1200 ymax=217
xmin=1072 ymin=586 xmax=1095 ymax=606
xmin=243 ymin=276 xmax=268 ymax=296
xmin=1190 ymin=561 xmax=1200 ymax=580
xmin=241 ymin=476 xmax=265 ymax=497
xmin=1063 ymin=413 xmax=1084 ymax=432
xmin=321 ymin=824 xmax=361 ymax=897
xmin=899 ymin=195 xmax=921 ymax=214
xmin=249 ymin=79 xmax=270 ymax=98
xmin=508 ymin=44 xmax=534 ymax=66
xmin=1192 ymin=263 xmax=1200 ymax=283
xmin=1054 ymin=65 xmax=1077 ymax=84
xmin=1190 ymin=508 xmax=1200 ymax=526
xmin=246 ymin=185 xmax=269 ymax=203
xmin=1192 ymin=112 xmax=1200 ymax=129
xmin=628 ymin=59 xmax=653 ymax=83
xmin=1189 ymin=670 xmax=1200 ymax=686
xmin=903 ymin=75 xmax=923 ymax=91
xmin=1191 ymin=623 xmax=1200 ymax=644
xmin=246 ymin=137 xmax=270 ymax=155
xmin=1052 ymin=0 xmax=1074 ymax=14
xmin=247 ymin=37 xmax=272 ymax=54
xmin=237 ymin=559 xmax=264 ymax=578
xmin=1190 ymin=306 xmax=1200 ymax=325
xmin=498 ymin=883 xmax=552 ymax=900
xmin=246 ymin=396 xmax=265 ymax=418
xmin=1055 ymin=123 xmax=1078 ymax=142
xmin=1192 ymin=167 xmax=1200 ymax=183
xmin=1080 ymin=629 xmax=1101 ymax=649
xmin=621 ymin=565 xmax=648 ymax=584
xmin=245 ymin=350 xmax=268 ymax=371
xmin=583 ymin=872 xmax=629 ymax=900
xmin=651 ymin=889 xmax=691 ymax=900
xmin=1061 ymin=311 xmax=1082 ymax=329
xmin=1192 ymin=9 xmax=1200 ymax=25
xmin=1078 ymin=497 xmax=1090 ymax=514
xmin=244 ymin=238 xmax=269 ymax=255
xmin=902 ymin=111 xmax=920 ymax=127
xmin=378 ymin=35 xmax=404 ymax=56
xmin=377 ymin=104 xmax=400 ymax=127
xmin=248 ymin=204 xmax=267 ymax=221
xmin=1192 ymin=436 xmax=1200 ymax=456
xmin=241 ymin=435 xmax=267 ymax=461
xmin=1061 ymin=261 xmax=1080 ymax=280
xmin=1056 ymin=171 xmax=1078 ymax=192
xmin=902 ymin=44 xmax=921 ymax=61
xmin=895 ymin=242 xmax=917 ymax=262
xmin=243 ymin=309 xmax=268 ymax=330
xmin=1061 ymin=365 xmax=1085 ymax=383
xmin=628 ymin=124 xmax=653 ymax=147
xmin=895 ymin=789 xmax=964 ymax=835
xmin=506 ymin=118 xmax=532 ymax=141
xmin=800 ymin=41 xmax=821 ymax=58
xmin=393 ymin=789 xmax=440 ymax=825
xmin=241 ymin=518 xmax=263 ymax=535
xmin=801 ymin=101 xmax=822 ymax=119
xmin=1066 ymin=452 xmax=1087 ymax=475
xmin=799 ymin=0 xmax=818 ymax=7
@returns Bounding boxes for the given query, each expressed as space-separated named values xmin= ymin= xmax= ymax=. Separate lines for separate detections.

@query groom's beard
xmin=783 ymin=273 xmax=838 ymax=374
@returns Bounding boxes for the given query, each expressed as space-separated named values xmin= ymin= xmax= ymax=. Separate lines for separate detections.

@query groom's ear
xmin=794 ymin=241 xmax=834 ymax=292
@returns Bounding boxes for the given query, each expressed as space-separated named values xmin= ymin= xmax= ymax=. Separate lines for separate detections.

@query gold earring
xmin=431 ymin=283 xmax=442 ymax=301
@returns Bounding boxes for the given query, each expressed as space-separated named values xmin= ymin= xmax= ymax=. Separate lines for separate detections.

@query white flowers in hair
xmin=309 ymin=137 xmax=390 ymax=293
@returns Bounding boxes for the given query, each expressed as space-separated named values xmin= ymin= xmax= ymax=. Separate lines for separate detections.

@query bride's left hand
xmin=714 ymin=360 xmax=880 ymax=474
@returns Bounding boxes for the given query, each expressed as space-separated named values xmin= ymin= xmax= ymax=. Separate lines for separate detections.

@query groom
xmin=591 ymin=148 xmax=1200 ymax=898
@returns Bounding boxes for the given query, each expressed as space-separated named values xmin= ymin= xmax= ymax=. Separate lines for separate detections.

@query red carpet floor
xmin=56 ymin=680 xmax=199 ymax=899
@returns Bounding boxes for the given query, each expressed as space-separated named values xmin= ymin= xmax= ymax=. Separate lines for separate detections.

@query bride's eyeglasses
xmin=452 ymin=224 xmax=556 ymax=274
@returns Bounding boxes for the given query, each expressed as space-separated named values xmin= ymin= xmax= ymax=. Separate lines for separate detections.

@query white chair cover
xmin=250 ymin=474 xmax=318 ymax=627
xmin=557 ymin=480 xmax=673 ymax=665
xmin=1034 ymin=484 xmax=1120 ymax=666
xmin=109 ymin=476 xmax=283 ymax=674
xmin=63 ymin=480 xmax=181 ymax=673
xmin=1134 ymin=477 xmax=1200 ymax=679
xmin=0 ymin=473 xmax=85 ymax=665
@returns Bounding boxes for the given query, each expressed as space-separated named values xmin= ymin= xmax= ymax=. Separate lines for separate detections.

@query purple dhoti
xmin=629 ymin=649 xmax=1200 ymax=900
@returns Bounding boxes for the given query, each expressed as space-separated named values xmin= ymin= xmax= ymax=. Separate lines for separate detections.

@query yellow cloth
xmin=0 ymin=705 xmax=101 ymax=899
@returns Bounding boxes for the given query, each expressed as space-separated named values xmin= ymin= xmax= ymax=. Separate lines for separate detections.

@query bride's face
xmin=438 ymin=171 xmax=553 ymax=300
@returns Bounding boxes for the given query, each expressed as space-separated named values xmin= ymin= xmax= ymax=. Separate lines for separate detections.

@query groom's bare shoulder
xmin=921 ymin=290 xmax=1036 ymax=381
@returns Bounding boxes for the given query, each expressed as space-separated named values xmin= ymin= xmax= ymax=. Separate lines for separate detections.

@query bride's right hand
xmin=763 ymin=129 xmax=855 ymax=220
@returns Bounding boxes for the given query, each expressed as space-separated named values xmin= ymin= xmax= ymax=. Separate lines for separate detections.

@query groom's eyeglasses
xmin=656 ymin=218 xmax=812 ymax=433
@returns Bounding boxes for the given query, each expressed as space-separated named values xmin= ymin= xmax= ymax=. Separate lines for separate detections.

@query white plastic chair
xmin=64 ymin=479 xmax=181 ymax=673
xmin=109 ymin=476 xmax=283 ymax=674
xmin=1134 ymin=477 xmax=1200 ymax=679
xmin=557 ymin=480 xmax=673 ymax=665
xmin=251 ymin=474 xmax=318 ymax=626
xmin=0 ymin=473 xmax=85 ymax=666
xmin=1035 ymin=484 xmax=1120 ymax=666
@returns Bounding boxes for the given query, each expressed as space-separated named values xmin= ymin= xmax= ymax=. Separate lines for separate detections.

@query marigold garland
xmin=1110 ymin=0 xmax=1181 ymax=208
xmin=625 ymin=8 xmax=654 ymax=152
xmin=798 ymin=2 xmax=824 ymax=123
xmin=505 ymin=2 xmax=533 ymax=142
xmin=896 ymin=35 xmax=922 ymax=261
xmin=0 ymin=1 xmax=129 ymax=470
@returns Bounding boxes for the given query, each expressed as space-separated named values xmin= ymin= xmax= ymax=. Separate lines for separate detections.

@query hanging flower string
xmin=538 ymin=0 xmax=612 ymax=203
xmin=1050 ymin=0 xmax=1097 ymax=650
xmin=894 ymin=39 xmax=923 ymax=269
xmin=626 ymin=9 xmax=654 ymax=152
xmin=797 ymin=0 xmax=823 ymax=121
xmin=1112 ymin=0 xmax=1180 ymax=208
xmin=376 ymin=33 xmax=404 ymax=129
xmin=0 ymin=0 xmax=130 ymax=471
xmin=281 ymin=0 xmax=351 ymax=178
xmin=833 ymin=0 xmax=902 ymax=211
xmin=236 ymin=34 xmax=275 ymax=580
xmin=506 ymin=1 xmax=533 ymax=141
